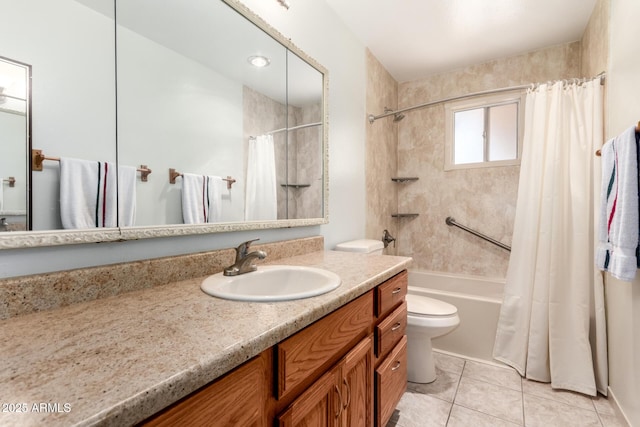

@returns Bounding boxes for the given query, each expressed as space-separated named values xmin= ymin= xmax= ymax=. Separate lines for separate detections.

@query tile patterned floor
xmin=387 ymin=352 xmax=630 ymax=427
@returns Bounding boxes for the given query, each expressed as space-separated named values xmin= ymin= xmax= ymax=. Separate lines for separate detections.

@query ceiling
xmin=324 ymin=0 xmax=598 ymax=83
xmin=74 ymin=0 xmax=323 ymax=107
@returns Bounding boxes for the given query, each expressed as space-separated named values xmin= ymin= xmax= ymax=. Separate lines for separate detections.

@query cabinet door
xmin=341 ymin=336 xmax=373 ymax=427
xmin=375 ymin=336 xmax=407 ymax=427
xmin=278 ymin=366 xmax=340 ymax=427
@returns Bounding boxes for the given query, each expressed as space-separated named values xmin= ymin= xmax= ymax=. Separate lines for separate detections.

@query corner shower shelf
xmin=391 ymin=213 xmax=419 ymax=218
xmin=281 ymin=183 xmax=311 ymax=188
xmin=391 ymin=177 xmax=419 ymax=183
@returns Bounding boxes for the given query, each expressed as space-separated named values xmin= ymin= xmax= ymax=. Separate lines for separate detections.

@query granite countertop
xmin=0 ymin=250 xmax=411 ymax=426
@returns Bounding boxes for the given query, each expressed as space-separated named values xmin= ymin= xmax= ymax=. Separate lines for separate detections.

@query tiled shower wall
xmin=365 ymin=49 xmax=399 ymax=256
xmin=367 ymin=43 xmax=584 ymax=276
xmin=397 ymin=43 xmax=581 ymax=276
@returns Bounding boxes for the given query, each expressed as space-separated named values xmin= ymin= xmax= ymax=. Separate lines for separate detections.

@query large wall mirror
xmin=0 ymin=0 xmax=328 ymax=249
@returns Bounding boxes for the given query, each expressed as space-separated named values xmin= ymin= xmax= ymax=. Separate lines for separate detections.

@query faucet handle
xmin=235 ymin=238 xmax=260 ymax=259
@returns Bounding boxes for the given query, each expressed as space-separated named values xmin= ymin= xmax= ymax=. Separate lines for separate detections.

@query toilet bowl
xmin=406 ymin=294 xmax=460 ymax=383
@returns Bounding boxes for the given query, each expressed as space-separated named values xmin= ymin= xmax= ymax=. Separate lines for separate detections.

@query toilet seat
xmin=406 ymin=294 xmax=457 ymax=317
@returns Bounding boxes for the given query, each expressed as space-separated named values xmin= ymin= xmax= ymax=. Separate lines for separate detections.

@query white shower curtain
xmin=493 ymin=79 xmax=608 ymax=396
xmin=245 ymin=134 xmax=277 ymax=221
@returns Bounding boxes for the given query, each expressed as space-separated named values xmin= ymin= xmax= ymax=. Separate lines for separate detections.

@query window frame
xmin=444 ymin=91 xmax=525 ymax=171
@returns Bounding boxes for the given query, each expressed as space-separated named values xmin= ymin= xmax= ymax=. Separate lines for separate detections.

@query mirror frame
xmin=0 ymin=0 xmax=328 ymax=249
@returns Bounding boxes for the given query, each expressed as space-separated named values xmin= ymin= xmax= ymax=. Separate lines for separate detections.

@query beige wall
xmin=394 ymin=43 xmax=581 ymax=276
xmin=603 ymin=0 xmax=640 ymax=424
xmin=581 ymin=0 xmax=610 ymax=77
xmin=365 ymin=49 xmax=399 ymax=255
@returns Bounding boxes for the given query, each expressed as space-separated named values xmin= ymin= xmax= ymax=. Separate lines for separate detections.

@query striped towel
xmin=181 ymin=174 xmax=223 ymax=224
xmin=60 ymin=158 xmax=118 ymax=229
xmin=596 ymin=125 xmax=639 ymax=281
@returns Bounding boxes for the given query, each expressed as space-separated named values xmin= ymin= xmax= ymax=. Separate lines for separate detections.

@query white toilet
xmin=334 ymin=239 xmax=460 ymax=384
xmin=406 ymin=294 xmax=460 ymax=383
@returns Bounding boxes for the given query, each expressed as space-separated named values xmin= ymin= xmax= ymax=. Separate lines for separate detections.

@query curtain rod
xmin=368 ymin=72 xmax=606 ymax=124
xmin=267 ymin=121 xmax=322 ymax=135
xmin=250 ymin=121 xmax=322 ymax=139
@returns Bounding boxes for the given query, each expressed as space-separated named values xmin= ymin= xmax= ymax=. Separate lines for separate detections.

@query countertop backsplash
xmin=0 ymin=236 xmax=324 ymax=320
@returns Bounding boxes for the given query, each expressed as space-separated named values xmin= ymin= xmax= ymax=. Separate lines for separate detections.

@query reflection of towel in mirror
xmin=181 ymin=173 xmax=223 ymax=224
xmin=118 ymin=165 xmax=137 ymax=227
xmin=60 ymin=157 xmax=118 ymax=229
xmin=60 ymin=158 xmax=137 ymax=229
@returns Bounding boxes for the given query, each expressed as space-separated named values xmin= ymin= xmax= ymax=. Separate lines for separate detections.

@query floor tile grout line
xmin=445 ymin=360 xmax=466 ymax=426
xmin=444 ymin=359 xmax=467 ymax=427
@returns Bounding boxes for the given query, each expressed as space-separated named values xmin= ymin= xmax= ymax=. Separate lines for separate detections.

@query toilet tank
xmin=334 ymin=239 xmax=384 ymax=255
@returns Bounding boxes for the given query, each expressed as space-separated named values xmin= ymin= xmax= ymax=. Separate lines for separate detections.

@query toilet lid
xmin=334 ymin=239 xmax=384 ymax=253
xmin=406 ymin=294 xmax=457 ymax=316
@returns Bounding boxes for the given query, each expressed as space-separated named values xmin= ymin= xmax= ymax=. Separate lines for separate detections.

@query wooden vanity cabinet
xmin=277 ymin=336 xmax=373 ymax=427
xmin=277 ymin=270 xmax=408 ymax=427
xmin=142 ymin=270 xmax=408 ymax=427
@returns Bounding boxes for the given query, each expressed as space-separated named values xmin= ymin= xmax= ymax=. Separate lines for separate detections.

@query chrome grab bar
xmin=445 ymin=217 xmax=511 ymax=252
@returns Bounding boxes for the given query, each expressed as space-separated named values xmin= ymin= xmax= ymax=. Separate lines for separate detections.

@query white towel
xmin=118 ymin=165 xmax=137 ymax=227
xmin=595 ymin=125 xmax=639 ymax=281
xmin=181 ymin=174 xmax=223 ymax=224
xmin=207 ymin=176 xmax=223 ymax=223
xmin=60 ymin=157 xmax=118 ymax=229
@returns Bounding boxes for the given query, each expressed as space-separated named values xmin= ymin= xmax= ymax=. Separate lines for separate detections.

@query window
xmin=444 ymin=91 xmax=524 ymax=170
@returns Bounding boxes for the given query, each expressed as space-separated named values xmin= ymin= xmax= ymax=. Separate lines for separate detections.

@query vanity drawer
xmin=376 ymin=271 xmax=408 ymax=318
xmin=375 ymin=336 xmax=407 ymax=427
xmin=376 ymin=301 xmax=407 ymax=359
xmin=276 ymin=291 xmax=373 ymax=401
xmin=142 ymin=351 xmax=269 ymax=426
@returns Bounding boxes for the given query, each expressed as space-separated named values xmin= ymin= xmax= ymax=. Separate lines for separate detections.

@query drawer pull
xmin=343 ymin=379 xmax=351 ymax=409
xmin=334 ymin=384 xmax=343 ymax=418
xmin=392 ymin=287 xmax=402 ymax=295
xmin=391 ymin=361 xmax=401 ymax=371
xmin=391 ymin=322 xmax=402 ymax=331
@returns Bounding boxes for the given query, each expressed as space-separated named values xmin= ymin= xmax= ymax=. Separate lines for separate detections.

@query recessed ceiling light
xmin=247 ymin=55 xmax=271 ymax=68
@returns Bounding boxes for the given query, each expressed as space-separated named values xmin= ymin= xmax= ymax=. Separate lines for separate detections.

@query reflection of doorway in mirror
xmin=0 ymin=56 xmax=30 ymax=231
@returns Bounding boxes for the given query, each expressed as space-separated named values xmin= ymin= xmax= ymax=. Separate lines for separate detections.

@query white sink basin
xmin=200 ymin=265 xmax=341 ymax=302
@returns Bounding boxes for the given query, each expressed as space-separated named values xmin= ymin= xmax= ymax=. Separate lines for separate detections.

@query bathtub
xmin=408 ymin=270 xmax=504 ymax=363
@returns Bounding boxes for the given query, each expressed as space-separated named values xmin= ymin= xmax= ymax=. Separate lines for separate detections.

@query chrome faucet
xmin=223 ymin=239 xmax=267 ymax=276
